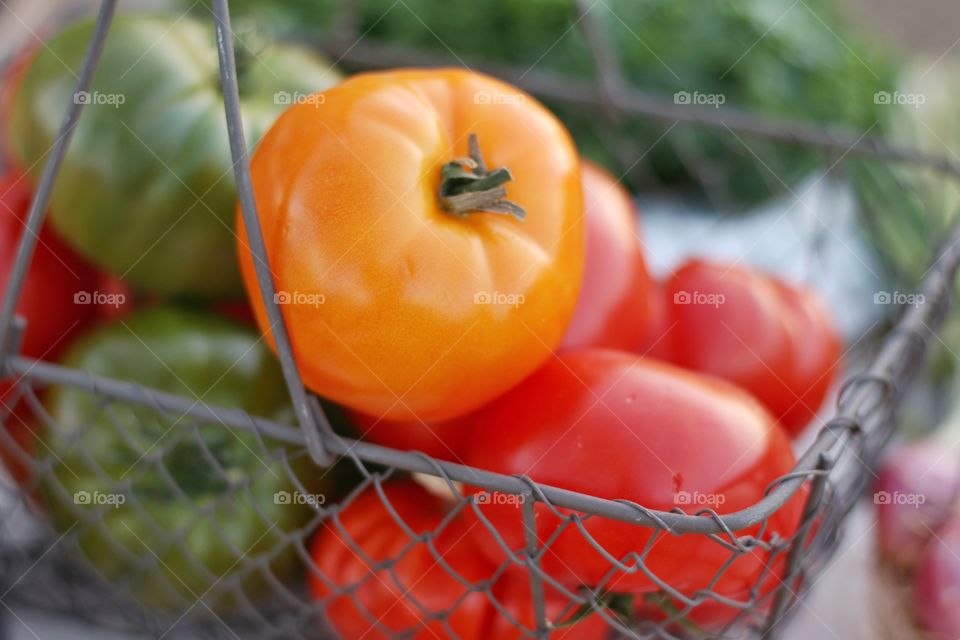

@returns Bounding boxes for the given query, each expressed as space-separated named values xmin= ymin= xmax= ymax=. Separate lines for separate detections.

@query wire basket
xmin=1 ymin=0 xmax=960 ymax=638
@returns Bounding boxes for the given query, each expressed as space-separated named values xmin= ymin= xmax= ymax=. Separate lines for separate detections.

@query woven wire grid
xmin=0 ymin=0 xmax=959 ymax=638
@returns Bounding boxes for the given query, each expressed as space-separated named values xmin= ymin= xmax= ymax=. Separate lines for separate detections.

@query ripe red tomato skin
xmin=634 ymin=278 xmax=671 ymax=358
xmin=0 ymin=174 xmax=100 ymax=361
xmin=560 ymin=161 xmax=651 ymax=351
xmin=484 ymin=565 xmax=609 ymax=639
xmin=656 ymin=260 xmax=841 ymax=436
xmin=309 ymin=481 xmax=490 ymax=639
xmin=309 ymin=482 xmax=609 ymax=639
xmin=94 ymin=274 xmax=135 ymax=322
xmin=347 ymin=410 xmax=473 ymax=462
xmin=770 ymin=278 xmax=842 ymax=430
xmin=463 ymin=349 xmax=804 ymax=597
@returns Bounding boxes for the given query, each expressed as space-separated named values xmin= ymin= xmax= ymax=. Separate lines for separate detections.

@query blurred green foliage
xmin=849 ymin=61 xmax=960 ymax=384
xmin=197 ymin=0 xmax=899 ymax=208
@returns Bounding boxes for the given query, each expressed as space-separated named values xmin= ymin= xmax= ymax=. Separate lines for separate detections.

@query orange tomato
xmin=238 ymin=69 xmax=584 ymax=421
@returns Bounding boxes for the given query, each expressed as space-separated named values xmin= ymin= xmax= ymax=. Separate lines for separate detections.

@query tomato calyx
xmin=439 ymin=133 xmax=526 ymax=220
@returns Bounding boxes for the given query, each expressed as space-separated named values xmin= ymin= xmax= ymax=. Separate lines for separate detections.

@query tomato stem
xmin=438 ymin=134 xmax=526 ymax=220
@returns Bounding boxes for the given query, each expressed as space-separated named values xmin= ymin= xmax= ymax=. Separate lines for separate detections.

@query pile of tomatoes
xmin=0 ymin=13 xmax=843 ymax=639
xmin=240 ymin=67 xmax=842 ymax=636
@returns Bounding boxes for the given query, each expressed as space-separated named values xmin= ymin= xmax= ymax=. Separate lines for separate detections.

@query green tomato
xmin=10 ymin=15 xmax=341 ymax=297
xmin=39 ymin=307 xmax=320 ymax=612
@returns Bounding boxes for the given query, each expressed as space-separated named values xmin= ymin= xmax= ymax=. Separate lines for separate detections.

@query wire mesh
xmin=1 ymin=0 xmax=959 ymax=639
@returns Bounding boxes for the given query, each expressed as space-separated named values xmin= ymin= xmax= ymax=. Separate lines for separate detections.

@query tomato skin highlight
xmin=463 ymin=349 xmax=804 ymax=598
xmin=240 ymin=68 xmax=584 ymax=422
xmin=656 ymin=259 xmax=842 ymax=435
xmin=559 ymin=161 xmax=650 ymax=352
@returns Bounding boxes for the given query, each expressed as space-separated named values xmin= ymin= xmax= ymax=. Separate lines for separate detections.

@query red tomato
xmin=463 ymin=349 xmax=804 ymax=600
xmin=655 ymin=260 xmax=842 ymax=435
xmin=484 ymin=565 xmax=610 ymax=639
xmin=560 ymin=161 xmax=651 ymax=351
xmin=309 ymin=481 xmax=608 ymax=639
xmin=630 ymin=556 xmax=801 ymax=632
xmin=769 ymin=278 xmax=842 ymax=429
xmin=634 ymin=277 xmax=671 ymax=358
xmin=310 ymin=481 xmax=491 ymax=639
xmin=347 ymin=410 xmax=474 ymax=462
xmin=0 ymin=173 xmax=101 ymax=360
xmin=213 ymin=299 xmax=257 ymax=327
xmin=94 ymin=273 xmax=135 ymax=322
